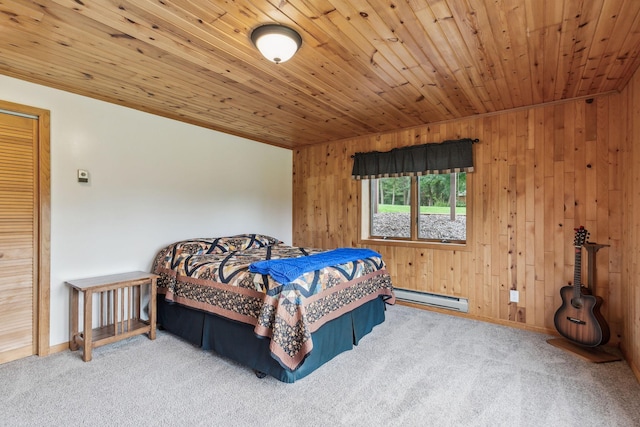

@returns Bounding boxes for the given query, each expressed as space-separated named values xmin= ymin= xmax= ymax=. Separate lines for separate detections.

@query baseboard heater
xmin=394 ymin=288 xmax=469 ymax=313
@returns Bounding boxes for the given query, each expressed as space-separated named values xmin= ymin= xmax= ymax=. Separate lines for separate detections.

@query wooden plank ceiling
xmin=1 ymin=0 xmax=640 ymax=148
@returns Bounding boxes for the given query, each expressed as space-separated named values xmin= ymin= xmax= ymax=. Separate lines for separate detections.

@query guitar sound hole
xmin=571 ymin=298 xmax=583 ymax=309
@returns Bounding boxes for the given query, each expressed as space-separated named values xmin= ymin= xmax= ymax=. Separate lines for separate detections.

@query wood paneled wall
xmin=293 ymin=94 xmax=625 ymax=346
xmin=621 ymin=68 xmax=640 ymax=380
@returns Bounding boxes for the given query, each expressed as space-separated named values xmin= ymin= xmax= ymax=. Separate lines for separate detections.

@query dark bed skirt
xmin=157 ymin=294 xmax=388 ymax=383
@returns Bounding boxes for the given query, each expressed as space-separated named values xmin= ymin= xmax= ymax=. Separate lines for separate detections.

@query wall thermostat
xmin=78 ymin=169 xmax=89 ymax=183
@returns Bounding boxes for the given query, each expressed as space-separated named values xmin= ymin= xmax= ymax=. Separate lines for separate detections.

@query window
xmin=352 ymin=138 xmax=475 ymax=246
xmin=367 ymin=172 xmax=467 ymax=244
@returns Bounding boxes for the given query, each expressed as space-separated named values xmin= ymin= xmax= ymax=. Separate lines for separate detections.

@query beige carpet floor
xmin=1 ymin=304 xmax=639 ymax=426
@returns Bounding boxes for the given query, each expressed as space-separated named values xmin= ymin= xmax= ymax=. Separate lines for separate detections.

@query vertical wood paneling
xmin=621 ymin=65 xmax=640 ymax=380
xmin=293 ymin=93 xmax=627 ymax=345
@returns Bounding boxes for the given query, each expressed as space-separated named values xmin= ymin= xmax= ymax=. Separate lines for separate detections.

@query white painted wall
xmin=1 ymin=75 xmax=292 ymax=346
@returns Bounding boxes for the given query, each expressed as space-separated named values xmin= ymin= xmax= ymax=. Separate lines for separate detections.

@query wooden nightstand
xmin=67 ymin=271 xmax=158 ymax=361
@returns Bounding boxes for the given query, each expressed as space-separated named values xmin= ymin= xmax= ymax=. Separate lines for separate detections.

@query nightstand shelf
xmin=67 ymin=271 xmax=158 ymax=361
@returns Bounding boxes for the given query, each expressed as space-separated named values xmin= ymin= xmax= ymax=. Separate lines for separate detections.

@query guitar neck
xmin=574 ymin=246 xmax=582 ymax=297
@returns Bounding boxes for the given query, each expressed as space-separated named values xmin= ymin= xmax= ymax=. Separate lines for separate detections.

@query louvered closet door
xmin=0 ymin=112 xmax=37 ymax=361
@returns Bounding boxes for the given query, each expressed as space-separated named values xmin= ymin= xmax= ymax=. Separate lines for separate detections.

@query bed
xmin=151 ymin=234 xmax=395 ymax=382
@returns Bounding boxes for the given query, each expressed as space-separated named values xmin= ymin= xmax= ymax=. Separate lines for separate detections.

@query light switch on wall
xmin=78 ymin=169 xmax=89 ymax=183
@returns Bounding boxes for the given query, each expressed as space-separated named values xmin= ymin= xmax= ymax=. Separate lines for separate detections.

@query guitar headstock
xmin=574 ymin=226 xmax=589 ymax=248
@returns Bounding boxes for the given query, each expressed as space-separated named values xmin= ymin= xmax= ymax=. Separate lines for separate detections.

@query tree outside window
xmin=369 ymin=172 xmax=466 ymax=243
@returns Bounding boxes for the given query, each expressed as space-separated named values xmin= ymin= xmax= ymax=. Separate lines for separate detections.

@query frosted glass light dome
xmin=251 ymin=24 xmax=302 ymax=64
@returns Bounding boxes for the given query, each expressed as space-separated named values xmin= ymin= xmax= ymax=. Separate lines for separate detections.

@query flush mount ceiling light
xmin=250 ymin=24 xmax=302 ymax=64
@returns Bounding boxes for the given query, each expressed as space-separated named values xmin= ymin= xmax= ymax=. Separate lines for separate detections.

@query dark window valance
xmin=351 ymin=138 xmax=477 ymax=180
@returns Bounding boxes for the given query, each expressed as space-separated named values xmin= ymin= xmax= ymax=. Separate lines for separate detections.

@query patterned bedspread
xmin=151 ymin=234 xmax=395 ymax=370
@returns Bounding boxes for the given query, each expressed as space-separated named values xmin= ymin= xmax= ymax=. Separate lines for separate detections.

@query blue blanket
xmin=249 ymin=247 xmax=382 ymax=284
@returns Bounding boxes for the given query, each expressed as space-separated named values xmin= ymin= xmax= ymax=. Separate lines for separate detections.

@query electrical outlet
xmin=509 ymin=289 xmax=519 ymax=303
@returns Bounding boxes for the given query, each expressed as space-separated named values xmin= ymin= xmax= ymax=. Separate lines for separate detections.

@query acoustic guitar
xmin=553 ymin=226 xmax=610 ymax=347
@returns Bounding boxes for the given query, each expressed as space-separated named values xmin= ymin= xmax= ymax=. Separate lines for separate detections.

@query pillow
xmin=173 ymin=239 xmax=226 ymax=256
xmin=152 ymin=238 xmax=225 ymax=273
xmin=216 ymin=234 xmax=282 ymax=252
xmin=152 ymin=234 xmax=283 ymax=273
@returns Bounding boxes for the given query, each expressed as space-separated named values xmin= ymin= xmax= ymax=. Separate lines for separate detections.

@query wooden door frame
xmin=0 ymin=99 xmax=51 ymax=357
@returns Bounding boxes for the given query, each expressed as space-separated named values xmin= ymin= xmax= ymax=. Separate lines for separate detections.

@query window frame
xmin=360 ymin=173 xmax=472 ymax=251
